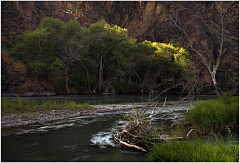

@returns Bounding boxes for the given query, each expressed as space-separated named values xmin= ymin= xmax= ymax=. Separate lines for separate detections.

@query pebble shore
xmin=1 ymin=105 xmax=143 ymax=128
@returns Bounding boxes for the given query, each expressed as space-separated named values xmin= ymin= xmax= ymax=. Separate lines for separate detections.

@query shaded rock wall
xmin=1 ymin=1 xmax=239 ymax=94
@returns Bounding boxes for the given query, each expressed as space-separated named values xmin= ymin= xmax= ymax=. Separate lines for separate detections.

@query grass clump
xmin=16 ymin=100 xmax=35 ymax=111
xmin=183 ymin=95 xmax=239 ymax=135
xmin=41 ymin=100 xmax=57 ymax=109
xmin=1 ymin=98 xmax=15 ymax=113
xmin=82 ymin=102 xmax=90 ymax=108
xmin=148 ymin=137 xmax=239 ymax=162
xmin=1 ymin=97 xmax=93 ymax=114
xmin=37 ymin=99 xmax=91 ymax=110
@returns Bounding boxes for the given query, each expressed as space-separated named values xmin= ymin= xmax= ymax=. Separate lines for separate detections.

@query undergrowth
xmin=148 ymin=95 xmax=239 ymax=162
xmin=183 ymin=95 xmax=239 ymax=135
xmin=148 ymin=136 xmax=239 ymax=162
xmin=1 ymin=97 xmax=93 ymax=114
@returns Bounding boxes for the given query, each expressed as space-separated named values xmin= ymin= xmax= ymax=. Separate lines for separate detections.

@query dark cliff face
xmin=1 ymin=1 xmax=239 ymax=93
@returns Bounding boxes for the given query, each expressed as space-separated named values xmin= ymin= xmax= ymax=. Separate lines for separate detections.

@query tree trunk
xmin=211 ymin=67 xmax=221 ymax=99
xmin=105 ymin=86 xmax=109 ymax=93
xmin=127 ymin=75 xmax=131 ymax=91
xmin=212 ymin=78 xmax=221 ymax=99
xmin=65 ymin=65 xmax=70 ymax=94
xmin=99 ymin=55 xmax=103 ymax=91
xmin=214 ymin=83 xmax=221 ymax=99
xmin=84 ymin=67 xmax=91 ymax=94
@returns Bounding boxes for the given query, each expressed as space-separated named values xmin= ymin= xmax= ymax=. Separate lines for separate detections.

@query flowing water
xmin=1 ymin=94 xmax=238 ymax=161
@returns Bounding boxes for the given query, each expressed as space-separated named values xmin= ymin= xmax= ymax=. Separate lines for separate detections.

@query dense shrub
xmin=183 ymin=95 xmax=239 ymax=135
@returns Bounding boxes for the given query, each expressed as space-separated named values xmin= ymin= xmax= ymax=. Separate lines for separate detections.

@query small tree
xmin=169 ymin=2 xmax=230 ymax=98
xmin=112 ymin=38 xmax=138 ymax=92
xmin=88 ymin=20 xmax=128 ymax=92
xmin=55 ymin=20 xmax=89 ymax=94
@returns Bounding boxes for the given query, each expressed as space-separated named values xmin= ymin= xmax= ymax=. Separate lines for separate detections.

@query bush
xmin=183 ymin=95 xmax=239 ymax=135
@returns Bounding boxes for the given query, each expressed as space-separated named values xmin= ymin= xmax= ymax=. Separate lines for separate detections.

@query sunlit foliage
xmin=10 ymin=17 xmax=193 ymax=94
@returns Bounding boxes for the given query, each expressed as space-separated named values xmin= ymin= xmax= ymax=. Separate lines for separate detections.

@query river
xmin=1 ymin=94 xmax=238 ymax=161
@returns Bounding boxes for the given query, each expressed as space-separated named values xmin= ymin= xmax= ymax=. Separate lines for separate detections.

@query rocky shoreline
xmin=1 ymin=104 xmax=143 ymax=128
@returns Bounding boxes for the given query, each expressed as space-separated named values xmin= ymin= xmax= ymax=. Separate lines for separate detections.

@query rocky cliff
xmin=1 ymin=1 xmax=239 ymax=95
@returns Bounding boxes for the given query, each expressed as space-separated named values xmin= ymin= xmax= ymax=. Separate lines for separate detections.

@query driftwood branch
xmin=186 ymin=129 xmax=194 ymax=139
xmin=149 ymin=78 xmax=197 ymax=122
xmin=121 ymin=129 xmax=141 ymax=139
xmin=114 ymin=134 xmax=147 ymax=152
xmin=170 ymin=123 xmax=175 ymax=128
xmin=139 ymin=82 xmax=182 ymax=116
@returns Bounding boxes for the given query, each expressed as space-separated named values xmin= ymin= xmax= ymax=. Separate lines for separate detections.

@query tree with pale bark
xmin=169 ymin=2 xmax=233 ymax=99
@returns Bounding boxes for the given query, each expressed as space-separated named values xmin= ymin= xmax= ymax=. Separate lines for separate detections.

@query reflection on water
xmin=1 ymin=94 xmax=238 ymax=161
xmin=2 ymin=94 xmax=216 ymax=105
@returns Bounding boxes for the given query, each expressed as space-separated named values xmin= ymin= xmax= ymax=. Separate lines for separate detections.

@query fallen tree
xmin=112 ymin=78 xmax=198 ymax=152
xmin=113 ymin=121 xmax=184 ymax=152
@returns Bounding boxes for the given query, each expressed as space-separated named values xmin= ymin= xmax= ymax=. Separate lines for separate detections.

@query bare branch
xmin=168 ymin=5 xmax=227 ymax=98
xmin=186 ymin=129 xmax=194 ymax=139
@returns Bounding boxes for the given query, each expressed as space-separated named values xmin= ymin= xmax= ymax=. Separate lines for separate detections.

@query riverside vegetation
xmin=147 ymin=95 xmax=239 ymax=162
xmin=112 ymin=94 xmax=239 ymax=162
xmin=183 ymin=94 xmax=239 ymax=135
xmin=1 ymin=97 xmax=92 ymax=114
xmin=1 ymin=96 xmax=144 ymax=128
xmin=5 ymin=17 xmax=193 ymax=95
xmin=1 ymin=97 xmax=96 ymax=127
xmin=148 ymin=136 xmax=239 ymax=162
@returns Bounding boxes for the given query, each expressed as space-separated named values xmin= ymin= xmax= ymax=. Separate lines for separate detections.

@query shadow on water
xmin=1 ymin=94 xmax=238 ymax=161
xmin=2 ymin=94 xmax=217 ymax=105
xmin=1 ymin=110 xmax=148 ymax=161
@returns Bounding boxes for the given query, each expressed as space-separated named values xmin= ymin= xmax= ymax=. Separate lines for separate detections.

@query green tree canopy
xmin=10 ymin=17 xmax=193 ymax=94
xmin=11 ymin=17 xmax=64 ymax=78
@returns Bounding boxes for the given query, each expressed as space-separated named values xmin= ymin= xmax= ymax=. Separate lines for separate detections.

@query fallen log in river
xmin=113 ymin=122 xmax=184 ymax=152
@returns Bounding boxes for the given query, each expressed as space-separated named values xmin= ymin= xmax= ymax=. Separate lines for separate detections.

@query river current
xmin=1 ymin=94 xmax=238 ymax=161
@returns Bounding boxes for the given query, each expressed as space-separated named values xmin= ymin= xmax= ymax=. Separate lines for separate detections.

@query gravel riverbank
xmin=1 ymin=105 xmax=143 ymax=128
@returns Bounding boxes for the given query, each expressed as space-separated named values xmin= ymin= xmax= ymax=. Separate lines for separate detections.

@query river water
xmin=1 ymin=94 xmax=238 ymax=161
